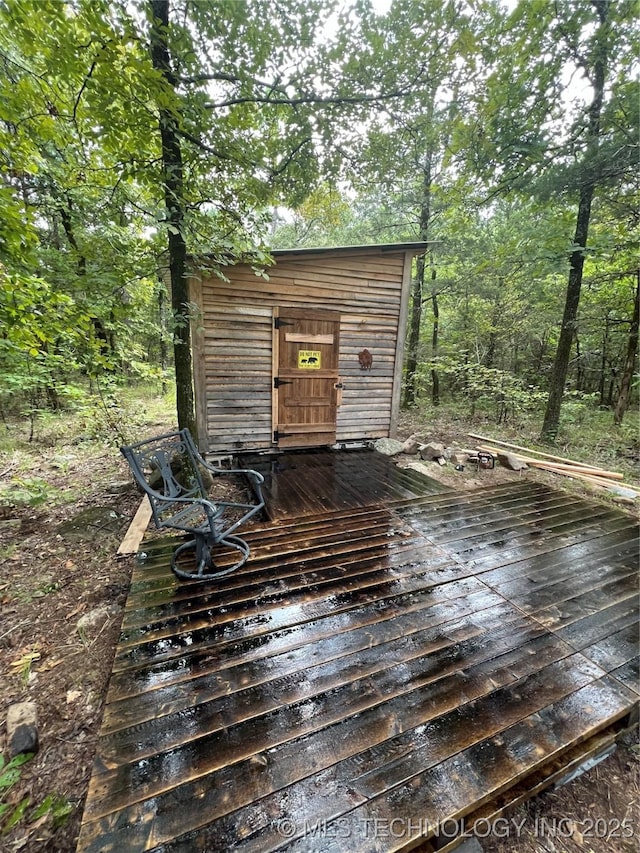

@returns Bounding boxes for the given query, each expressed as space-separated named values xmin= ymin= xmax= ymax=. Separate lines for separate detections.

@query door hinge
xmin=274 ymin=377 xmax=293 ymax=388
xmin=274 ymin=317 xmax=295 ymax=329
xmin=273 ymin=430 xmax=290 ymax=442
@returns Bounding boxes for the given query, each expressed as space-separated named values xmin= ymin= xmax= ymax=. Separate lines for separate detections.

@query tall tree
xmin=2 ymin=0 xmax=435 ymax=430
xmin=344 ymin=0 xmax=483 ymax=407
xmin=148 ymin=0 xmax=194 ymax=434
xmin=460 ymin=0 xmax=637 ymax=439
xmin=613 ymin=271 xmax=639 ymax=426
xmin=540 ymin=0 xmax=614 ymax=440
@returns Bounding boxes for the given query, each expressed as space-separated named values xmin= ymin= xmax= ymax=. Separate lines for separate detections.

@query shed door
xmin=274 ymin=309 xmax=341 ymax=448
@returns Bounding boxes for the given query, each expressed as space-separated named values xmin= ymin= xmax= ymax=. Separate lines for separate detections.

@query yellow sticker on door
xmin=298 ymin=350 xmax=321 ymax=369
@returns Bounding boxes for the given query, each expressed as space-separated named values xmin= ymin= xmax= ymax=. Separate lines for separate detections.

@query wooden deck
xmin=240 ymin=448 xmax=449 ymax=519
xmin=77 ymin=452 xmax=639 ymax=853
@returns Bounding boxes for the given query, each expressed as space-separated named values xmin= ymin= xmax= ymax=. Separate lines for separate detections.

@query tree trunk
xmin=158 ymin=284 xmax=169 ymax=395
xmin=484 ymin=283 xmax=502 ymax=369
xmin=430 ymin=263 xmax=439 ymax=406
xmin=149 ymin=0 xmax=196 ymax=436
xmin=403 ymin=90 xmax=435 ymax=408
xmin=534 ymin=333 xmax=547 ymax=376
xmin=613 ymin=271 xmax=639 ymax=425
xmin=404 ymin=253 xmax=425 ymax=407
xmin=404 ymin=163 xmax=433 ymax=405
xmin=540 ymin=190 xmax=594 ymax=440
xmin=607 ymin=373 xmax=616 ymax=408
xmin=598 ymin=315 xmax=609 ymax=406
xmin=575 ymin=336 xmax=584 ymax=391
xmin=540 ymin=0 xmax=610 ymax=442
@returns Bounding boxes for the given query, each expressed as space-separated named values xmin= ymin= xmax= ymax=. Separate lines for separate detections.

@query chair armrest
xmin=137 ymin=486 xmax=220 ymax=516
xmin=226 ymin=468 xmax=265 ymax=485
xmin=187 ymin=441 xmax=265 ymax=486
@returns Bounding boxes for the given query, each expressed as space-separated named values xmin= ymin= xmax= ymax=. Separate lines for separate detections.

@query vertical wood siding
xmin=192 ymin=249 xmax=409 ymax=452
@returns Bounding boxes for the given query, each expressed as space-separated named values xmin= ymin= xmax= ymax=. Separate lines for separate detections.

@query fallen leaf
xmin=567 ymin=819 xmax=584 ymax=845
xmin=36 ymin=656 xmax=63 ymax=672
xmin=10 ymin=650 xmax=41 ymax=668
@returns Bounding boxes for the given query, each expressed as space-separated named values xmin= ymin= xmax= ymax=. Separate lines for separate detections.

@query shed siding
xmin=192 ymin=249 xmax=408 ymax=452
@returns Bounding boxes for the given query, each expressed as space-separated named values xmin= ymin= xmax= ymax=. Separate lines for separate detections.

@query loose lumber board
xmin=116 ymin=496 xmax=152 ymax=557
xmin=476 ymin=444 xmax=624 ymax=480
xmin=468 ymin=432 xmax=609 ymax=471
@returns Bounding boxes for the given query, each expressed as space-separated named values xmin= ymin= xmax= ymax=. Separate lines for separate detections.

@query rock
xmin=72 ymin=435 xmax=93 ymax=444
xmin=406 ymin=461 xmax=438 ymax=478
xmin=498 ymin=452 xmax=528 ymax=471
xmin=50 ymin=454 xmax=76 ymax=469
xmin=374 ymin=438 xmax=405 ymax=457
xmin=7 ymin=702 xmax=39 ymax=757
xmin=199 ymin=465 xmax=215 ymax=490
xmin=106 ymin=479 xmax=136 ymax=494
xmin=400 ymin=434 xmax=420 ymax=455
xmin=450 ymin=451 xmax=469 ymax=466
xmin=77 ymin=604 xmax=121 ymax=636
xmin=419 ymin=442 xmax=446 ymax=461
xmin=147 ymin=458 xmax=215 ymax=492
xmin=608 ymin=485 xmax=639 ymax=500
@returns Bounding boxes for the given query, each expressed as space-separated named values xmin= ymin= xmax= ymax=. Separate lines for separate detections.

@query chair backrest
xmin=120 ymin=429 xmax=208 ymax=527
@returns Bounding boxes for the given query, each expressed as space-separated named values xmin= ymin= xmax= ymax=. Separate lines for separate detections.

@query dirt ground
xmin=0 ymin=411 xmax=638 ymax=852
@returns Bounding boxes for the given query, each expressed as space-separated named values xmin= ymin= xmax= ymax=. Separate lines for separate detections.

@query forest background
xmin=0 ymin=2 xmax=638 ymax=850
xmin=0 ymin=0 xmax=638 ymax=451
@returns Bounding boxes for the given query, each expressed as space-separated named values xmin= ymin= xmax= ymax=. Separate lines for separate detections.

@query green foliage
xmin=0 ymin=476 xmax=60 ymax=508
xmin=0 ymin=753 xmax=31 ymax=834
xmin=72 ymin=378 xmax=167 ymax=445
xmin=0 ymin=753 xmax=73 ymax=836
xmin=0 ymin=0 xmax=636 ymax=437
xmin=558 ymin=392 xmax=600 ymax=428
xmin=30 ymin=794 xmax=73 ymax=828
xmin=0 ymin=268 xmax=93 ymax=411
xmin=420 ymin=356 xmax=547 ymax=423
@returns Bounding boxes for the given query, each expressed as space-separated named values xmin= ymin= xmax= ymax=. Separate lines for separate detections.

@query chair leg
xmin=170 ymin=534 xmax=251 ymax=581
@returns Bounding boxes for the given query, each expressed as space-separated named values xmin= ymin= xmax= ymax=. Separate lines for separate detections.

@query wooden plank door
xmin=274 ymin=309 xmax=341 ymax=448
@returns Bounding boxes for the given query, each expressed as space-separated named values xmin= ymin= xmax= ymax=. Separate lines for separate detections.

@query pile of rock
xmin=373 ymin=435 xmax=529 ymax=474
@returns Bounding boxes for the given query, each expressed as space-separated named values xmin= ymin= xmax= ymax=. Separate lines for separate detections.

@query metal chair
xmin=120 ymin=428 xmax=265 ymax=581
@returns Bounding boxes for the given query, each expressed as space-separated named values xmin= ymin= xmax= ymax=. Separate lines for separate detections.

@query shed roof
xmin=271 ymin=241 xmax=430 ymax=258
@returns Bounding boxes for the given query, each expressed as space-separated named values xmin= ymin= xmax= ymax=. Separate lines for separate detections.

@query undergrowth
xmin=400 ymin=397 xmax=640 ymax=485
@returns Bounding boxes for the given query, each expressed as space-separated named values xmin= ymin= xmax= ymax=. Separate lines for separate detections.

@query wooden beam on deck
xmin=117 ymin=496 xmax=152 ymax=557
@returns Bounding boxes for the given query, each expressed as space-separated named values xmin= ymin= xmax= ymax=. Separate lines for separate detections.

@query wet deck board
xmin=240 ymin=449 xmax=448 ymax=519
xmin=77 ymin=458 xmax=639 ymax=853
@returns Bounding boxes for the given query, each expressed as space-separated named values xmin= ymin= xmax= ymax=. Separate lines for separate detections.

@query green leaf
xmin=1 ymin=796 xmax=30 ymax=834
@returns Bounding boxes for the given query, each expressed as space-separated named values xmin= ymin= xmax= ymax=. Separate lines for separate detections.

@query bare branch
xmin=174 ymin=127 xmax=244 ymax=163
xmin=200 ymin=61 xmax=432 ymax=111
xmin=270 ymin=136 xmax=311 ymax=178
xmin=73 ymin=55 xmax=100 ymax=122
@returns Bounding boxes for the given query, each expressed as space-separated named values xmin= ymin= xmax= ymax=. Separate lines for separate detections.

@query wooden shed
xmin=188 ymin=242 xmax=428 ymax=453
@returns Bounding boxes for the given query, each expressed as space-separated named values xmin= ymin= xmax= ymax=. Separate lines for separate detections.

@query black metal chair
xmin=120 ymin=428 xmax=265 ymax=581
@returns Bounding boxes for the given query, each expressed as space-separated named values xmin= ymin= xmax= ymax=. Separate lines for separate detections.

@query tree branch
xmin=201 ymin=62 xmax=431 ymax=111
xmin=270 ymin=136 xmax=312 ymax=178
xmin=174 ymin=126 xmax=244 ymax=163
xmin=73 ymin=53 xmax=101 ymax=122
